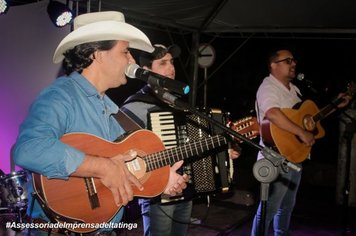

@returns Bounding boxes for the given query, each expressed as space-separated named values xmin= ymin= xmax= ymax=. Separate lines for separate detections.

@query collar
xmin=69 ymin=71 xmax=98 ymax=97
xmin=69 ymin=71 xmax=119 ymax=114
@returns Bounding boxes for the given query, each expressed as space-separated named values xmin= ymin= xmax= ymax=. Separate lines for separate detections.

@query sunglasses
xmin=273 ymin=57 xmax=297 ymax=65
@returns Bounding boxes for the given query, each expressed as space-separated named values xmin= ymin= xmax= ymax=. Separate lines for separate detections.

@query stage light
xmin=47 ymin=0 xmax=73 ymax=27
xmin=0 ymin=0 xmax=8 ymax=14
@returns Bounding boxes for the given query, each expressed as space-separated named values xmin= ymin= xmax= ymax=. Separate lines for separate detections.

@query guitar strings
xmin=144 ymin=135 xmax=227 ymax=171
xmin=144 ymin=138 xmax=219 ymax=170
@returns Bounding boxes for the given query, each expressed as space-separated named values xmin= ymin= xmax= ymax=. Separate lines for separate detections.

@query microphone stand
xmin=151 ymin=86 xmax=301 ymax=236
xmin=303 ymin=81 xmax=318 ymax=94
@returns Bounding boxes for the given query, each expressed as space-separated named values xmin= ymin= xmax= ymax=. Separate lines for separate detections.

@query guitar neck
xmin=313 ymin=82 xmax=355 ymax=122
xmin=144 ymin=135 xmax=227 ymax=172
xmin=313 ymin=96 xmax=344 ymax=122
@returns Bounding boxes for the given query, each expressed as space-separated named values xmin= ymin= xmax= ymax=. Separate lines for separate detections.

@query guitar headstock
xmin=227 ymin=116 xmax=260 ymax=142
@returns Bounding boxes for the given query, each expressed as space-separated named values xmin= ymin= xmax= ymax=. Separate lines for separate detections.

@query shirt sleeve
xmin=256 ymin=82 xmax=281 ymax=119
xmin=13 ymin=87 xmax=85 ymax=179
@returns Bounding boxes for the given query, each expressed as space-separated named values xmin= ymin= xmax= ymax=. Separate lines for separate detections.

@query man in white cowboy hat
xmin=13 ymin=11 xmax=188 ymax=235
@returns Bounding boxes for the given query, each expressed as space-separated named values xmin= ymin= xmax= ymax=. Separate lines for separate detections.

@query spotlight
xmin=0 ymin=0 xmax=8 ymax=14
xmin=47 ymin=0 xmax=73 ymax=27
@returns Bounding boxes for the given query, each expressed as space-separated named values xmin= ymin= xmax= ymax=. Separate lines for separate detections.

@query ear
xmin=269 ymin=62 xmax=276 ymax=71
xmin=93 ymin=50 xmax=104 ymax=63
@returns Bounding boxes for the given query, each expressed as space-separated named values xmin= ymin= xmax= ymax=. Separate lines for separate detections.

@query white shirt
xmin=255 ymin=74 xmax=302 ymax=159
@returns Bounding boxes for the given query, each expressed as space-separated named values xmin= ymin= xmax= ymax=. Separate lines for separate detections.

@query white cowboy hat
xmin=53 ymin=11 xmax=154 ymax=63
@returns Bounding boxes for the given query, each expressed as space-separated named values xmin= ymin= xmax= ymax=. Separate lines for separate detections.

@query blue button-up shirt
xmin=13 ymin=71 xmax=125 ymax=229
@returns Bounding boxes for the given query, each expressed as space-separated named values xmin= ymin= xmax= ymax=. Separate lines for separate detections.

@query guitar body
xmin=33 ymin=130 xmax=169 ymax=233
xmin=262 ymin=100 xmax=325 ymax=163
xmin=31 ymin=116 xmax=260 ymax=233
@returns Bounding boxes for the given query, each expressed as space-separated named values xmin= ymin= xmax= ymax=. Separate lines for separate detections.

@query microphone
xmin=296 ymin=73 xmax=312 ymax=84
xmin=151 ymin=86 xmax=189 ymax=110
xmin=125 ymin=64 xmax=190 ymax=95
xmin=295 ymin=73 xmax=318 ymax=93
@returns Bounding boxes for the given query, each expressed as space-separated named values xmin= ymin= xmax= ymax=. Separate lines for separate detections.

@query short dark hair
xmin=139 ymin=44 xmax=181 ymax=68
xmin=62 ymin=40 xmax=118 ymax=75
xmin=266 ymin=45 xmax=295 ymax=71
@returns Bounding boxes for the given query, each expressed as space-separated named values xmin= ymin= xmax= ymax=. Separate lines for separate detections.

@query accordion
xmin=147 ymin=109 xmax=231 ymax=202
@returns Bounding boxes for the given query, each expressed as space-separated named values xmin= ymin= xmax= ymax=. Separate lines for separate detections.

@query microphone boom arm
xmin=151 ymin=86 xmax=301 ymax=172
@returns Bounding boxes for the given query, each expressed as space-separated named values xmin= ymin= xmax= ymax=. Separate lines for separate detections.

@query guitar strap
xmin=114 ymin=109 xmax=143 ymax=132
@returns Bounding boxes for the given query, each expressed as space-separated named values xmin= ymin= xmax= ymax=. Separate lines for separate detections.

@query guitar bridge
xmin=84 ymin=177 xmax=100 ymax=209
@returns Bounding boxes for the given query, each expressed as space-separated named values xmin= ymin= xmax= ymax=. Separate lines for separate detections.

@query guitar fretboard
xmin=144 ymin=135 xmax=227 ymax=172
xmin=314 ymin=96 xmax=345 ymax=122
xmin=314 ymin=83 xmax=355 ymax=122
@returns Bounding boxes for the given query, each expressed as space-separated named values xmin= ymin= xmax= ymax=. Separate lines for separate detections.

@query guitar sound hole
xmin=303 ymin=115 xmax=316 ymax=132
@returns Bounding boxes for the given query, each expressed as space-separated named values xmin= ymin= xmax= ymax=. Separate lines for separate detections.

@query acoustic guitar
xmin=261 ymin=83 xmax=355 ymax=163
xmin=32 ymin=117 xmax=258 ymax=233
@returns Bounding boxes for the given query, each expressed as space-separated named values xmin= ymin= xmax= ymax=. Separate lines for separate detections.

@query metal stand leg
xmin=253 ymin=158 xmax=280 ymax=236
